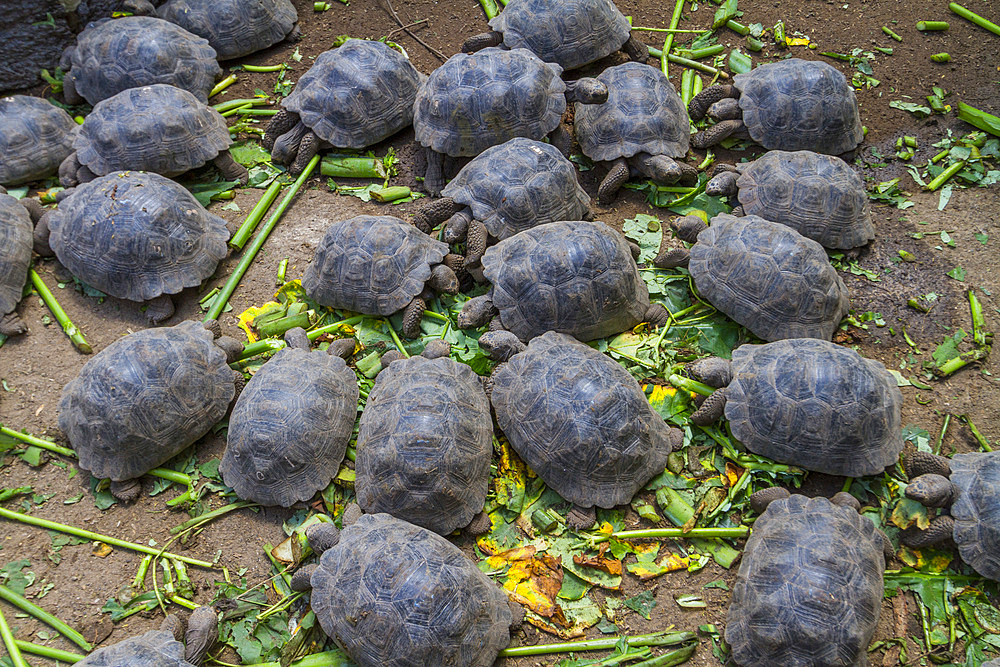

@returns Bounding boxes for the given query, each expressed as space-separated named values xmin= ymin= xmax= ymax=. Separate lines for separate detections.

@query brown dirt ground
xmin=2 ymin=0 xmax=1000 ymax=665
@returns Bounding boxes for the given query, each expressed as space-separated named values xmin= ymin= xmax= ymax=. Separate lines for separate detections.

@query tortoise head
xmin=905 ymin=474 xmax=959 ymax=509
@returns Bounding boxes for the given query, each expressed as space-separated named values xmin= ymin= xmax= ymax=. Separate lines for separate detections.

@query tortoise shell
xmin=283 ymin=40 xmax=422 ymax=149
xmin=733 ymin=58 xmax=863 ymax=155
xmin=413 ymin=48 xmax=566 ymax=157
xmin=951 ymin=452 xmax=1000 ymax=581
xmin=59 ymin=320 xmax=236 ymax=481
xmin=490 ymin=331 xmax=676 ymax=507
xmin=482 ymin=220 xmax=649 ymax=342
xmin=47 ymin=171 xmax=229 ymax=303
xmin=221 ymin=347 xmax=359 ymax=507
xmin=63 ymin=16 xmax=221 ymax=104
xmin=689 ymin=213 xmax=849 ymax=341
xmin=574 ymin=62 xmax=689 ymax=162
xmin=0 ymin=195 xmax=32 ymax=319
xmin=726 ymin=494 xmax=884 ymax=667
xmin=0 ymin=96 xmax=77 ymax=186
xmin=75 ymin=630 xmax=192 ymax=667
xmin=735 ymin=150 xmax=873 ymax=249
xmin=302 ymin=215 xmax=449 ymax=316
xmin=488 ymin=0 xmax=631 ymax=70
xmin=724 ymin=338 xmax=903 ymax=477
xmin=309 ymin=513 xmax=512 ymax=667
xmin=157 ymin=0 xmax=297 ymax=60
xmin=356 ymin=356 xmax=492 ymax=535
xmin=440 ymin=138 xmax=590 ymax=241
xmin=75 ymin=84 xmax=231 ymax=177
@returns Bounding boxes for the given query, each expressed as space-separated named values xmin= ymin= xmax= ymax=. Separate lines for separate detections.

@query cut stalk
xmin=648 ymin=48 xmax=729 ymax=78
xmin=0 ymin=506 xmax=216 ymax=568
xmin=959 ymin=414 xmax=993 ymax=452
xmin=956 ymin=102 xmax=1000 ymax=137
xmin=0 ymin=488 xmax=30 ymax=503
xmin=171 ymin=500 xmax=257 ymax=535
xmin=631 ymin=27 xmax=708 ymax=34
xmin=242 ymin=64 xmax=285 ymax=73
xmin=236 ymin=650 xmax=355 ymax=667
xmin=676 ymin=44 xmax=725 ymax=60
xmin=147 ymin=468 xmax=198 ymax=507
xmin=935 ymin=347 xmax=989 ymax=376
xmin=478 ymin=0 xmax=500 ymax=19
xmin=370 ymin=186 xmax=412 ymax=203
xmin=882 ymin=26 xmax=903 ymax=41
xmin=499 ymin=631 xmax=696 ymax=657
xmin=591 ymin=526 xmax=749 ymax=545
xmin=219 ymin=103 xmax=253 ymax=118
xmin=209 ymin=74 xmax=238 ymax=99
xmin=205 ymin=153 xmax=321 ymax=321
xmin=0 ymin=426 xmax=75 ymax=458
xmin=949 ymin=3 xmax=1000 ymax=36
xmin=0 ymin=584 xmax=92 ymax=651
xmin=276 ymin=258 xmax=288 ymax=285
xmin=29 ymin=269 xmax=91 ymax=353
xmin=385 ymin=320 xmax=410 ymax=357
xmin=320 ymin=156 xmax=389 ymax=179
xmin=969 ymin=289 xmax=987 ymax=346
xmin=930 ymin=52 xmax=951 ymax=62
xmin=236 ymin=315 xmax=364 ymax=361
xmin=230 ymin=181 xmax=283 ymax=250
xmin=15 ymin=640 xmax=83 ymax=663
xmin=725 ymin=19 xmax=750 ymax=35
xmin=667 ymin=374 xmax=716 ymax=397
xmin=660 ymin=0 xmax=686 ymax=76
xmin=680 ymin=69 xmax=696 ymax=107
xmin=924 ymin=160 xmax=965 ymax=191
xmin=212 ymin=98 xmax=271 ymax=114
xmin=632 ymin=643 xmax=697 ymax=667
xmin=236 ymin=108 xmax=279 ymax=116
xmin=0 ymin=604 xmax=28 ymax=667
xmin=934 ymin=413 xmax=951 ymax=455
xmin=917 ymin=20 xmax=949 ymax=30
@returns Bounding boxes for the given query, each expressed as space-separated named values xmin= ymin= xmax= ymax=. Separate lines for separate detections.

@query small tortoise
xmin=356 ymin=343 xmax=493 ymax=536
xmin=485 ymin=331 xmax=682 ymax=528
xmin=727 ymin=489 xmax=887 ymax=667
xmin=77 ymin=606 xmax=217 ymax=667
xmin=461 ymin=0 xmax=648 ymax=70
xmin=60 ymin=84 xmax=248 ymax=187
xmin=60 ymin=16 xmax=221 ymax=105
xmin=291 ymin=511 xmax=517 ymax=667
xmin=0 ymin=95 xmax=78 ymax=186
xmin=263 ymin=40 xmax=422 ymax=174
xmin=902 ymin=451 xmax=1000 ymax=581
xmin=220 ymin=328 xmax=359 ymax=508
xmin=302 ymin=215 xmax=462 ymax=338
xmin=413 ymin=47 xmax=607 ymax=196
xmin=687 ymin=338 xmax=903 ymax=477
xmin=35 ymin=171 xmax=231 ymax=323
xmin=458 ymin=220 xmax=668 ymax=343
xmin=689 ymin=59 xmax=863 ymax=154
xmin=0 ymin=187 xmax=43 ymax=337
xmin=411 ymin=138 xmax=591 ymax=267
xmin=133 ymin=0 xmax=299 ymax=61
xmin=706 ymin=150 xmax=873 ymax=250
xmin=657 ymin=213 xmax=850 ymax=341
xmin=59 ymin=319 xmax=242 ymax=500
xmin=574 ymin=62 xmax=696 ymax=203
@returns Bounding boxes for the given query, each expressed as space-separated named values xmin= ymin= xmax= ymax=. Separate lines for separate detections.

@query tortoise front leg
xmin=547 ymin=124 xmax=573 ymax=157
xmin=622 ymin=34 xmax=649 ymax=61
xmin=289 ymin=130 xmax=320 ymax=175
xmin=690 ymin=386 xmax=727 ymax=425
xmin=62 ymin=74 xmax=84 ymax=106
xmin=263 ymin=109 xmax=299 ymax=151
xmin=598 ymin=157 xmax=630 ymax=204
xmin=110 ymin=479 xmax=142 ymax=502
xmin=183 ymin=605 xmax=218 ymax=667
xmin=0 ymin=312 xmax=27 ymax=337
xmin=401 ymin=291 xmax=430 ymax=338
xmin=462 ymin=30 xmax=504 ymax=53
xmin=58 ymin=152 xmax=82 ymax=187
xmin=567 ymin=505 xmax=596 ymax=530
xmin=213 ymin=151 xmax=249 ymax=185
xmin=688 ymin=84 xmax=736 ymax=120
xmin=691 ymin=119 xmax=747 ymax=149
xmin=465 ymin=511 xmax=492 ymax=536
xmin=906 ymin=451 xmax=952 ymax=478
xmin=412 ymin=196 xmax=462 ymax=234
xmin=423 ymin=147 xmax=446 ymax=197
xmin=33 ymin=211 xmax=55 ymax=256
xmin=644 ymin=304 xmax=669 ymax=328
xmin=465 ymin=219 xmax=489 ymax=267
xmin=901 ymin=515 xmax=955 ymax=549
xmin=144 ymin=294 xmax=175 ymax=325
xmin=269 ymin=120 xmax=310 ymax=167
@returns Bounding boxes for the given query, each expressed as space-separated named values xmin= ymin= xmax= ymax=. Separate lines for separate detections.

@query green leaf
xmin=89 ymin=476 xmax=117 ymax=510
xmin=182 ymin=179 xmax=241 ymax=207
xmin=932 ymin=329 xmax=966 ymax=366
xmin=621 ymin=214 xmax=663 ymax=264
xmin=947 ymin=266 xmax=966 ymax=281
xmin=228 ymin=140 xmax=272 ymax=167
xmin=674 ymin=594 xmax=707 ymax=608
xmin=0 ymin=559 xmax=34 ymax=596
xmin=703 ymin=579 xmax=729 ymax=590
xmin=624 ymin=590 xmax=657 ymax=619
xmin=976 ymin=232 xmax=989 ymax=245
xmin=889 ymin=100 xmax=932 ymax=118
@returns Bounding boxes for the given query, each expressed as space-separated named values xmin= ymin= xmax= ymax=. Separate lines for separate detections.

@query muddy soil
xmin=1 ymin=0 xmax=999 ymax=665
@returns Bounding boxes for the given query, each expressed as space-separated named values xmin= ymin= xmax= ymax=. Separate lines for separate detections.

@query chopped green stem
xmin=648 ymin=48 xmax=729 ymax=78
xmin=632 ymin=642 xmax=697 ymax=667
xmin=235 ymin=315 xmax=365 ymax=361
xmin=233 ymin=183 xmax=283 ymax=250
xmin=212 ymin=97 xmax=271 ymax=114
xmin=917 ymin=20 xmax=949 ymax=30
xmin=345 ymin=446 xmax=356 ymax=462
xmin=841 ymin=477 xmax=854 ymax=493
xmin=205 ymin=154 xmax=321 ymax=322
xmin=969 ymin=289 xmax=988 ymax=346
xmin=935 ymin=414 xmax=951 ymax=455
xmin=589 ymin=527 xmax=748 ymax=546
xmin=0 ymin=506 xmax=216 ymax=568
xmin=676 ymin=44 xmax=725 ymax=60
xmin=320 ymin=156 xmax=388 ymax=179
xmin=133 ymin=555 xmax=153 ymax=590
xmin=957 ymin=102 xmax=1000 ymax=137
xmin=385 ymin=320 xmax=410 ymax=357
xmin=660 ymin=0 xmax=686 ymax=76
xmin=0 ymin=603 xmax=28 ymax=667
xmin=949 ymin=2 xmax=1000 ymax=36
xmin=171 ymin=501 xmax=257 ymax=535
xmin=478 ymin=0 xmax=500 ymax=19
xmin=959 ymin=414 xmax=992 ymax=452
xmin=242 ymin=64 xmax=285 ymax=72
xmin=882 ymin=26 xmax=903 ymax=41
xmin=257 ymin=591 xmax=303 ymax=622
xmin=936 ymin=347 xmax=989 ymax=376
xmin=631 ymin=27 xmax=708 ymax=33
xmin=276 ymin=258 xmax=288 ymax=285
xmin=219 ymin=103 xmax=253 ymax=118
xmin=370 ymin=186 xmax=412 ymax=203
xmin=29 ymin=269 xmax=91 ymax=353
xmin=930 ymin=52 xmax=951 ymax=62
xmin=421 ymin=309 xmax=449 ymax=322
xmin=668 ymin=374 xmax=715 ymax=397
xmin=499 ymin=631 xmax=697 ymax=657
xmin=608 ymin=348 xmax=658 ymax=370
xmin=0 ymin=488 xmax=31 ymax=503
xmin=217 ymin=649 xmax=354 ymax=667
xmin=0 ymin=584 xmax=92 ymax=651
xmin=925 ymin=160 xmax=966 ymax=191
xmin=209 ymin=75 xmax=239 ymax=99
xmin=147 ymin=468 xmax=198 ymax=507
xmin=0 ymin=426 xmax=75 ymax=458
xmin=697 ymin=151 xmax=714 ymax=171
xmin=725 ymin=19 xmax=749 ymax=35
xmin=236 ymin=108 xmax=279 ymax=116
xmin=15 ymin=640 xmax=83 ymax=663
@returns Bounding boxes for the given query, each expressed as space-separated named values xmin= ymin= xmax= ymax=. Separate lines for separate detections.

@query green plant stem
xmin=499 ymin=631 xmax=697 ymax=657
xmin=968 ymin=289 xmax=988 ymax=346
xmin=660 ymin=0 xmax=686 ymax=75
xmin=667 ymin=374 xmax=716 ymax=397
xmin=29 ymin=269 xmax=91 ymax=353
xmin=934 ymin=413 xmax=951 ymax=455
xmin=0 ymin=604 xmax=28 ymax=667
xmin=236 ymin=108 xmax=279 ymax=116
xmin=15 ymin=640 xmax=83 ymax=663
xmin=230 ymin=180 xmax=283 ymax=249
xmin=133 ymin=555 xmax=153 ymax=590
xmin=236 ymin=315 xmax=364 ymax=361
xmin=632 ymin=642 xmax=697 ymax=667
xmin=882 ymin=26 xmax=903 ymax=41
xmin=320 ymin=156 xmax=389 ymax=179
xmin=0 ymin=584 xmax=91 ymax=651
xmin=0 ymin=426 xmax=74 ymax=457
xmin=917 ymin=20 xmax=949 ymax=30
xmin=936 ymin=347 xmax=989 ymax=376
xmin=242 ymin=64 xmax=285 ymax=72
xmin=370 ymin=186 xmax=412 ymax=203
xmin=924 ymin=160 xmax=966 ymax=191
xmin=171 ymin=501 xmax=257 ymax=535
xmin=842 ymin=477 xmax=854 ymax=493
xmin=385 ymin=320 xmax=410 ymax=357
xmin=0 ymin=506 xmax=216 ymax=568
xmin=204 ymin=154 xmax=321 ymax=322
xmin=631 ymin=27 xmax=708 ymax=33
xmin=209 ymin=75 xmax=239 ymax=98
xmin=146 ymin=468 xmax=198 ymax=507
xmin=219 ymin=103 xmax=253 ymax=118
xmin=949 ymin=2 xmax=1000 ymax=36
xmin=648 ymin=48 xmax=729 ymax=78
xmin=213 ymin=98 xmax=271 ymax=114
xmin=958 ymin=414 xmax=992 ymax=452
xmin=591 ymin=526 xmax=749 ymax=545
xmin=725 ymin=19 xmax=749 ymax=35
xmin=957 ymin=102 xmax=1000 ymax=137
xmin=220 ymin=649 xmax=354 ymax=667
xmin=676 ymin=44 xmax=725 ymax=59
xmin=0 ymin=488 xmax=30 ymax=503
xmin=930 ymin=52 xmax=951 ymax=62
xmin=478 ymin=0 xmax=500 ymax=19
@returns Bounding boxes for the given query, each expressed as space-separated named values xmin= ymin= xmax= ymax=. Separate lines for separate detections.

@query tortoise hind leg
xmin=901 ymin=515 xmax=954 ymax=549
xmin=212 ymin=152 xmax=249 ymax=185
xmin=622 ymin=34 xmax=649 ymax=61
xmin=688 ymin=84 xmax=736 ymax=120
xmin=567 ymin=506 xmax=596 ymax=530
xmin=598 ymin=157 xmax=630 ymax=204
xmin=465 ymin=512 xmax=492 ymax=536
xmin=144 ymin=295 xmax=175 ymax=325
xmin=110 ymin=479 xmax=142 ymax=502
xmin=462 ymin=31 xmax=504 ymax=53
xmin=691 ymin=119 xmax=747 ymax=149
xmin=401 ymin=294 xmax=428 ymax=338
xmin=184 ymin=605 xmax=218 ymax=667
xmin=0 ymin=312 xmax=28 ymax=337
